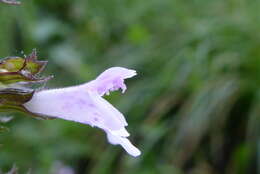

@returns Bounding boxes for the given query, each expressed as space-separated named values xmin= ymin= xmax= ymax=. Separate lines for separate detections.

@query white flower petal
xmin=107 ymin=132 xmax=141 ymax=157
xmin=23 ymin=67 xmax=141 ymax=157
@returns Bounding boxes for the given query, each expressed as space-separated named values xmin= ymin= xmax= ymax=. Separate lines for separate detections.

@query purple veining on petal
xmin=23 ymin=67 xmax=141 ymax=157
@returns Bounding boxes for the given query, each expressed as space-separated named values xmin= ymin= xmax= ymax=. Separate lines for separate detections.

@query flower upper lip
xmin=87 ymin=67 xmax=137 ymax=96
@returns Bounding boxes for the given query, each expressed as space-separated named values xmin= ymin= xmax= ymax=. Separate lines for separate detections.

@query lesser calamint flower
xmin=23 ymin=67 xmax=141 ymax=157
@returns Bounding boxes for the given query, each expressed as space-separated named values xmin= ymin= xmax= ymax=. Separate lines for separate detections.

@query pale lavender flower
xmin=23 ymin=67 xmax=141 ymax=157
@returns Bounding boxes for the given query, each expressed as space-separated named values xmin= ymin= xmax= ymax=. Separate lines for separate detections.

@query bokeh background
xmin=0 ymin=0 xmax=259 ymax=173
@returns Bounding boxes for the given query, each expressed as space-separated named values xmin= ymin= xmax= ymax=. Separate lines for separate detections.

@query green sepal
xmin=0 ymin=88 xmax=54 ymax=120
xmin=0 ymin=50 xmax=54 ymax=121
xmin=0 ymin=49 xmax=52 ymax=85
xmin=0 ymin=87 xmax=34 ymax=105
xmin=0 ymin=104 xmax=54 ymax=120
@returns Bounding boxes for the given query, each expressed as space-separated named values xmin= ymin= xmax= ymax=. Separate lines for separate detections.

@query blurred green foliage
xmin=0 ymin=0 xmax=260 ymax=173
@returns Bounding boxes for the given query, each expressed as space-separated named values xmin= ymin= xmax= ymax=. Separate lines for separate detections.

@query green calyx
xmin=0 ymin=50 xmax=53 ymax=121
xmin=0 ymin=49 xmax=51 ymax=85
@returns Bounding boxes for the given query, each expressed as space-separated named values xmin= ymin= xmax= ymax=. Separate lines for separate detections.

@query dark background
xmin=0 ymin=0 xmax=259 ymax=173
